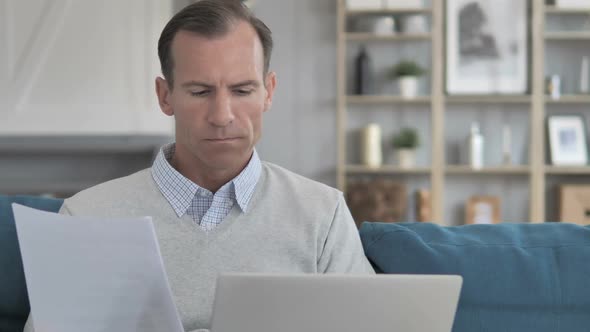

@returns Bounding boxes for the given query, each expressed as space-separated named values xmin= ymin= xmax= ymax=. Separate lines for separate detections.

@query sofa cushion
xmin=360 ymin=222 xmax=590 ymax=332
xmin=0 ymin=195 xmax=63 ymax=332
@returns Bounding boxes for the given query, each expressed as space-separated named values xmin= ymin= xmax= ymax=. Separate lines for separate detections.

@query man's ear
xmin=263 ymin=71 xmax=277 ymax=113
xmin=155 ymin=77 xmax=174 ymax=116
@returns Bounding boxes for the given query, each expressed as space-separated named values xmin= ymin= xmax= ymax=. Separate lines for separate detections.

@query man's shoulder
xmin=261 ymin=162 xmax=342 ymax=204
xmin=64 ymin=169 xmax=154 ymax=212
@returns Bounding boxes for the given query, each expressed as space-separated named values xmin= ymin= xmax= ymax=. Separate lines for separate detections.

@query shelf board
xmin=346 ymin=165 xmax=431 ymax=175
xmin=0 ymin=135 xmax=171 ymax=153
xmin=545 ymin=95 xmax=590 ymax=104
xmin=346 ymin=8 xmax=432 ymax=16
xmin=545 ymin=166 xmax=590 ymax=174
xmin=545 ymin=5 xmax=590 ymax=14
xmin=446 ymin=95 xmax=531 ymax=104
xmin=545 ymin=31 xmax=590 ymax=40
xmin=446 ymin=165 xmax=530 ymax=175
xmin=0 ymin=180 xmax=102 ymax=195
xmin=346 ymin=95 xmax=431 ymax=105
xmin=346 ymin=32 xmax=431 ymax=41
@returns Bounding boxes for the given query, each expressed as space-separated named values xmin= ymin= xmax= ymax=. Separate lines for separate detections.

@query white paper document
xmin=12 ymin=204 xmax=184 ymax=332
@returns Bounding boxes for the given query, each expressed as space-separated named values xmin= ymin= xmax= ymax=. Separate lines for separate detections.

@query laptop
xmin=210 ymin=273 xmax=462 ymax=332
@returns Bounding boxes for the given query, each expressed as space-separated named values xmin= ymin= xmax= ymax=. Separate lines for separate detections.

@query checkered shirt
xmin=151 ymin=143 xmax=261 ymax=231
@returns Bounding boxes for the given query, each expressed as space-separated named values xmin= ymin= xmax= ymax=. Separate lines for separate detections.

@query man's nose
xmin=207 ymin=92 xmax=235 ymax=127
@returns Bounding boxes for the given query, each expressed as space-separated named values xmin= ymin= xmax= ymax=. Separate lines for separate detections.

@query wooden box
xmin=559 ymin=185 xmax=590 ymax=225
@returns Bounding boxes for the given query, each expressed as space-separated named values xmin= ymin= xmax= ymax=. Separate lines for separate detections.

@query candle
xmin=361 ymin=124 xmax=383 ymax=168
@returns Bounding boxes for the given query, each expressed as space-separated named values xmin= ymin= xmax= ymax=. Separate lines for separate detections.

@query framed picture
xmin=465 ymin=196 xmax=501 ymax=224
xmin=547 ymin=115 xmax=589 ymax=166
xmin=446 ymin=0 xmax=528 ymax=94
xmin=558 ymin=185 xmax=590 ymax=225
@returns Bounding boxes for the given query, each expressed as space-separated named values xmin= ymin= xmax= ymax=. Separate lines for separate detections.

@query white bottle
xmin=467 ymin=122 xmax=484 ymax=169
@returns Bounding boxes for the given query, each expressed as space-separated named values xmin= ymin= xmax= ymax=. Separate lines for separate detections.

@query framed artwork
xmin=465 ymin=196 xmax=501 ymax=224
xmin=446 ymin=0 xmax=528 ymax=94
xmin=547 ymin=115 xmax=589 ymax=166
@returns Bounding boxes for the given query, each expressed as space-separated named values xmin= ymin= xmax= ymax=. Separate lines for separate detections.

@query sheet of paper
xmin=12 ymin=204 xmax=184 ymax=332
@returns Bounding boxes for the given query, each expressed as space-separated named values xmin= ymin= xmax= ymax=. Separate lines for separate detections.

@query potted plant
xmin=389 ymin=60 xmax=426 ymax=99
xmin=392 ymin=127 xmax=420 ymax=168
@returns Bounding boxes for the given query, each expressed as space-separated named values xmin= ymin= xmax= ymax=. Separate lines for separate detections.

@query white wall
xmin=0 ymin=0 xmax=174 ymax=136
xmin=251 ymin=1 xmax=340 ymax=186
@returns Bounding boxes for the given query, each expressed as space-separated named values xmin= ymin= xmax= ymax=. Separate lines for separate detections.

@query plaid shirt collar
xmin=151 ymin=143 xmax=262 ymax=217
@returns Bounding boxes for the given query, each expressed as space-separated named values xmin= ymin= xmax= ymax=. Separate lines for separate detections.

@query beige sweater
xmin=24 ymin=162 xmax=373 ymax=332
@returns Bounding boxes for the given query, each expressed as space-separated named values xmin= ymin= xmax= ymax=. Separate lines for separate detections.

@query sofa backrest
xmin=360 ymin=221 xmax=590 ymax=332
xmin=0 ymin=195 xmax=64 ymax=332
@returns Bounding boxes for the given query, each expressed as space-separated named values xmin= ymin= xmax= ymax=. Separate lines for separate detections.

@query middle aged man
xmin=23 ymin=1 xmax=374 ymax=332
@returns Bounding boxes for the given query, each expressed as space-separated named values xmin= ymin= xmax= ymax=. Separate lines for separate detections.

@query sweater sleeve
xmin=317 ymin=194 xmax=375 ymax=274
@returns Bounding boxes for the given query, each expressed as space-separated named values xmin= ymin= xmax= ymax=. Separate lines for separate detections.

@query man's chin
xmin=201 ymin=153 xmax=251 ymax=172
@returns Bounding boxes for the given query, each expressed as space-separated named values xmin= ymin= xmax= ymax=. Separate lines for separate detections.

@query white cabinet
xmin=0 ymin=0 xmax=174 ymax=135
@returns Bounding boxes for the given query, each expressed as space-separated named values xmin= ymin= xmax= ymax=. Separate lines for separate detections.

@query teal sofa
xmin=360 ymin=222 xmax=590 ymax=332
xmin=2 ymin=194 xmax=590 ymax=332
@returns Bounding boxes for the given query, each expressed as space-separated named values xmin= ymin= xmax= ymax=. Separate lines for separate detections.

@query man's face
xmin=156 ymin=21 xmax=276 ymax=173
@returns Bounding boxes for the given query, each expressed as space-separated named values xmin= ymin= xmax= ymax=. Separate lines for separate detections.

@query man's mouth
xmin=206 ymin=137 xmax=240 ymax=142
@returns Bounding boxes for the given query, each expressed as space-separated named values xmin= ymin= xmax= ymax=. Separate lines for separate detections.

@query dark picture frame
xmin=446 ymin=0 xmax=529 ymax=94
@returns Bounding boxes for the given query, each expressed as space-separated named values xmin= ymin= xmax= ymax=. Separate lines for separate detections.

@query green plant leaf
xmin=392 ymin=127 xmax=420 ymax=149
xmin=388 ymin=60 xmax=426 ymax=79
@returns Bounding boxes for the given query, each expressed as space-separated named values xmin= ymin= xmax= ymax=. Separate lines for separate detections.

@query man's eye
xmin=234 ymin=89 xmax=253 ymax=96
xmin=190 ymin=91 xmax=209 ymax=97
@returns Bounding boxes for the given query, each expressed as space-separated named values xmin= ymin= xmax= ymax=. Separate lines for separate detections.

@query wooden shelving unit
xmin=544 ymin=5 xmax=590 ymax=14
xmin=545 ymin=32 xmax=590 ymax=40
xmin=346 ymin=32 xmax=432 ymax=42
xmin=346 ymin=95 xmax=431 ymax=105
xmin=446 ymin=165 xmax=531 ymax=175
xmin=346 ymin=165 xmax=431 ymax=175
xmin=545 ymin=166 xmax=590 ymax=175
xmin=545 ymin=95 xmax=590 ymax=104
xmin=446 ymin=95 xmax=532 ymax=104
xmin=346 ymin=8 xmax=432 ymax=16
xmin=336 ymin=0 xmax=590 ymax=224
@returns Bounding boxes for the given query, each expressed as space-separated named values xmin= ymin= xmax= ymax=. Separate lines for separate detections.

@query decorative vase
xmin=399 ymin=76 xmax=418 ymax=99
xmin=397 ymin=149 xmax=416 ymax=169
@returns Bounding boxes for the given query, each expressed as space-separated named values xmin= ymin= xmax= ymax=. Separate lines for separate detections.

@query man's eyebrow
xmin=229 ymin=80 xmax=260 ymax=89
xmin=181 ymin=81 xmax=214 ymax=89
xmin=180 ymin=80 xmax=260 ymax=89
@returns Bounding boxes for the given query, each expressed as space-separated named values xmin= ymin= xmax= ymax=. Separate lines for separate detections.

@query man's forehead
xmin=171 ymin=21 xmax=261 ymax=54
xmin=170 ymin=24 xmax=265 ymax=80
